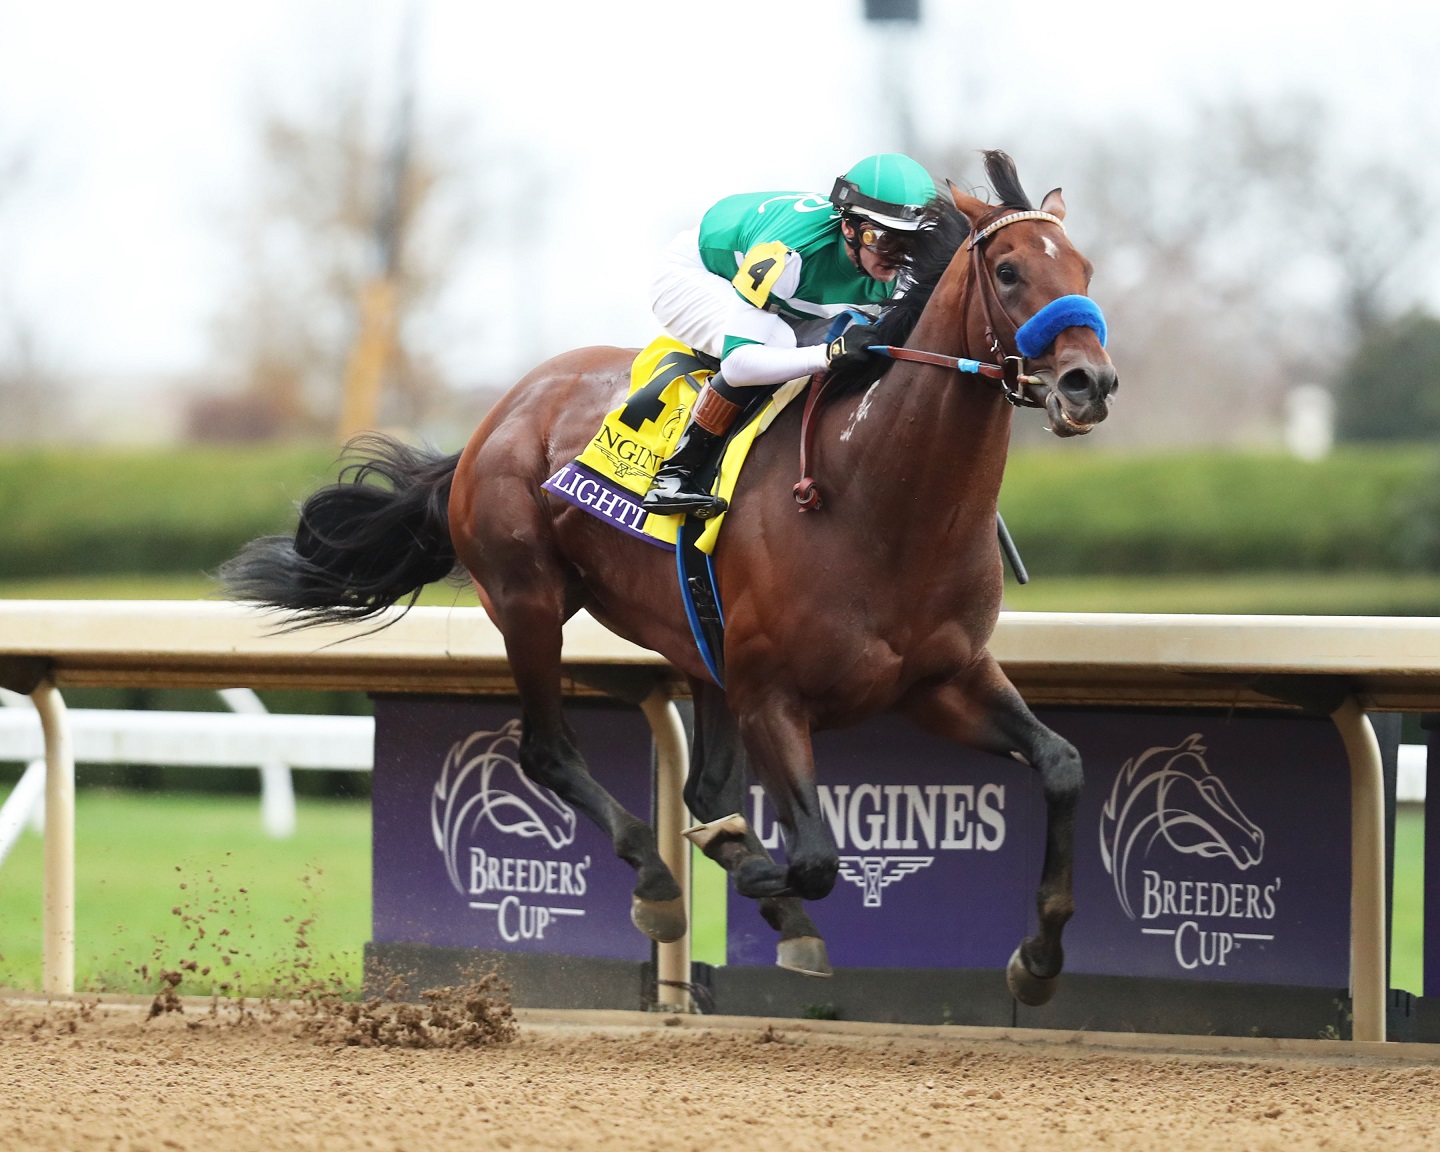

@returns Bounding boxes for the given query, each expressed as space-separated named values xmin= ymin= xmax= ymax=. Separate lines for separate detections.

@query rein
xmin=869 ymin=344 xmax=1044 ymax=406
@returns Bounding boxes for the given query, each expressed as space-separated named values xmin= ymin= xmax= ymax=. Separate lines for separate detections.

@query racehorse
xmin=222 ymin=151 xmax=1118 ymax=1005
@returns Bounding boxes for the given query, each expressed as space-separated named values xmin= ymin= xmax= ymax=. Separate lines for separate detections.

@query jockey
xmin=643 ymin=153 xmax=938 ymax=518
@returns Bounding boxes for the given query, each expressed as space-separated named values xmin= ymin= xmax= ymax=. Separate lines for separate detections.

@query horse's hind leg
xmin=904 ymin=654 xmax=1081 ymax=1007
xmin=684 ymin=680 xmax=831 ymax=977
xmin=460 ymin=526 xmax=684 ymax=942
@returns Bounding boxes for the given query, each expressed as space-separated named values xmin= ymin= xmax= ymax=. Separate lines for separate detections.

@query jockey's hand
xmin=826 ymin=327 xmax=885 ymax=372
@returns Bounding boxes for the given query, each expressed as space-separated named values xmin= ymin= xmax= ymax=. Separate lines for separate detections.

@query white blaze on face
xmin=1042 ymin=235 xmax=1060 ymax=260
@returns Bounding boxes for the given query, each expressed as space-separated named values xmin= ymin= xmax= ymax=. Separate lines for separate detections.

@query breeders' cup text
xmin=467 ymin=849 xmax=591 ymax=942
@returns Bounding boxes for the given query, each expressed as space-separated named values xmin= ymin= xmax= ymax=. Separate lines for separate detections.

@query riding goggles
xmin=851 ymin=218 xmax=912 ymax=265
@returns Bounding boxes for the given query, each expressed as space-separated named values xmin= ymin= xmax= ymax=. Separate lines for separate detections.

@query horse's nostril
xmin=1059 ymin=365 xmax=1118 ymax=401
xmin=1058 ymin=368 xmax=1096 ymax=398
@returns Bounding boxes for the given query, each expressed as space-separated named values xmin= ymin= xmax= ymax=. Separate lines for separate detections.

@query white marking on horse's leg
xmin=1042 ymin=236 xmax=1060 ymax=260
xmin=683 ymin=812 xmax=748 ymax=849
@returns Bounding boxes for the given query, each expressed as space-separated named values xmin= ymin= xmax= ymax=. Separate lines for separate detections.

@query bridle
xmin=793 ymin=207 xmax=1102 ymax=510
xmin=967 ymin=209 xmax=1067 ymax=407
xmin=874 ymin=208 xmax=1068 ymax=409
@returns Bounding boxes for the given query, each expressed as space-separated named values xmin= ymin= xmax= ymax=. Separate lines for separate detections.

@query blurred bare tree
xmin=0 ymin=136 xmax=71 ymax=443
xmin=0 ymin=318 xmax=70 ymax=443
xmin=923 ymin=94 xmax=1437 ymax=446
xmin=194 ymin=83 xmax=478 ymax=441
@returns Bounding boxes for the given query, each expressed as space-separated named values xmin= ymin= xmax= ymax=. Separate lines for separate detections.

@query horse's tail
xmin=220 ymin=433 xmax=461 ymax=627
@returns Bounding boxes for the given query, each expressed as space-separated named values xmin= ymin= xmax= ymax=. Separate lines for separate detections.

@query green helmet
xmin=830 ymin=153 xmax=936 ymax=231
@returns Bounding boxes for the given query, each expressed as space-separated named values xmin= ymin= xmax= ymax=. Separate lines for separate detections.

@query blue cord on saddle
xmin=1014 ymin=295 xmax=1106 ymax=359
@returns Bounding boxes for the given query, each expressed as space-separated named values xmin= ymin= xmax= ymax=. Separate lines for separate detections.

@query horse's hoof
xmin=631 ymin=896 xmax=687 ymax=943
xmin=1006 ymin=946 xmax=1059 ymax=1007
xmin=776 ymin=936 xmax=832 ymax=978
xmin=785 ymin=857 xmax=838 ymax=901
xmin=734 ymin=858 xmax=791 ymax=899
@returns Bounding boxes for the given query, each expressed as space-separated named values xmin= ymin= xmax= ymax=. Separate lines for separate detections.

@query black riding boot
xmin=643 ymin=381 xmax=741 ymax=519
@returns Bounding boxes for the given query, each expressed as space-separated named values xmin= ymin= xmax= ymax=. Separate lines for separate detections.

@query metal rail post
xmin=1331 ymin=697 xmax=1386 ymax=1042
xmin=640 ymin=686 xmax=692 ymax=1011
xmin=34 ymin=681 xmax=75 ymax=995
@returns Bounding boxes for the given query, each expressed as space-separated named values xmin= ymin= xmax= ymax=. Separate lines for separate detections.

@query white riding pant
xmin=650 ymin=229 xmax=828 ymax=387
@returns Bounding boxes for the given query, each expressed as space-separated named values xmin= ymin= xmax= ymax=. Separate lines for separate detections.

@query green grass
xmin=0 ymin=790 xmax=370 ymax=996
xmin=0 ymin=573 xmax=482 ymax=608
xmin=0 ymin=445 xmax=339 ymax=580
xmin=1003 ymin=572 xmax=1440 ymax=616
xmin=2 ymin=443 xmax=1439 ymax=581
xmin=7 ymin=570 xmax=1440 ymax=619
xmin=1396 ymin=806 xmax=1425 ymax=996
xmin=999 ymin=446 xmax=1437 ymax=574
xmin=691 ymin=850 xmax=727 ymax=967
xmin=0 ymin=790 xmax=1423 ymax=995
xmin=0 ymin=787 xmax=727 ymax=994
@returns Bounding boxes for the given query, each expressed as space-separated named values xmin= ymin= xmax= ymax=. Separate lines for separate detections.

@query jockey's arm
xmin=719 ymin=300 xmax=831 ymax=387
xmin=718 ymin=243 xmax=831 ymax=388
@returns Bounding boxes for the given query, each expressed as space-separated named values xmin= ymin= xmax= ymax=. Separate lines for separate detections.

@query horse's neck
xmin=839 ymin=261 xmax=1013 ymax=537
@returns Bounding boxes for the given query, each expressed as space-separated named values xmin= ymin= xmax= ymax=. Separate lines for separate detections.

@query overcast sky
xmin=1 ymin=0 xmax=1436 ymax=397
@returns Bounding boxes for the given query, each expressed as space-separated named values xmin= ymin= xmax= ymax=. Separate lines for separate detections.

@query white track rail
xmin=3 ymin=602 xmax=1437 ymax=1038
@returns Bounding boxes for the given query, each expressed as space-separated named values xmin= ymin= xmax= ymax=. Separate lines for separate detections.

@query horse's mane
xmin=826 ymin=150 xmax=1032 ymax=396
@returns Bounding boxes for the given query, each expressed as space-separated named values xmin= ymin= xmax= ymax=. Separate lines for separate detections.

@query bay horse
xmin=222 ymin=151 xmax=1117 ymax=1005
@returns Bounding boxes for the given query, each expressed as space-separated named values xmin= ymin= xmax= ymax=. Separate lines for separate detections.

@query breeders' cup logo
xmin=1100 ymin=734 xmax=1280 ymax=971
xmin=750 ymin=780 xmax=1005 ymax=909
xmin=431 ymin=720 xmax=589 ymax=943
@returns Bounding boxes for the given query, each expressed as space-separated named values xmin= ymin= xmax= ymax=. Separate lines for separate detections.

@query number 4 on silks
xmin=732 ymin=241 xmax=792 ymax=308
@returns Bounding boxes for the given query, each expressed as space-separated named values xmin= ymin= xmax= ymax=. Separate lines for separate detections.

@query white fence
xmin=7 ymin=601 xmax=1440 ymax=1041
xmin=0 ymin=688 xmax=373 ymax=868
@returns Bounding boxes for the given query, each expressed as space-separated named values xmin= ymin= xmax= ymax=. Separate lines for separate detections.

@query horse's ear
xmin=1041 ymin=187 xmax=1067 ymax=221
xmin=947 ymin=178 xmax=989 ymax=227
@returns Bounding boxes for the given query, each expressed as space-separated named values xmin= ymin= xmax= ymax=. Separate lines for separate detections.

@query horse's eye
xmin=996 ymin=264 xmax=1019 ymax=285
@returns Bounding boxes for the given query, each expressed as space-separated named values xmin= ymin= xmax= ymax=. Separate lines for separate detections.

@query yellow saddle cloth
xmin=542 ymin=335 xmax=800 ymax=553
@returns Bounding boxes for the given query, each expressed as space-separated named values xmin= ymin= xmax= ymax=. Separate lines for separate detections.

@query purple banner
xmin=542 ymin=461 xmax=670 ymax=550
xmin=727 ymin=713 xmax=1041 ymax=969
xmin=1060 ymin=711 xmax=1349 ymax=986
xmin=730 ymin=709 xmax=1351 ymax=987
xmin=372 ymin=697 xmax=653 ymax=961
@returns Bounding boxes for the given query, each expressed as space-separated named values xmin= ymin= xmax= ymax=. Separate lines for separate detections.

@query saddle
xmin=542 ymin=335 xmax=807 ymax=555
xmin=543 ymin=335 xmax=817 ymax=684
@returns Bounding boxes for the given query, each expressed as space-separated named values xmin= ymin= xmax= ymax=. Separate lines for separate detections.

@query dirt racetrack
xmin=6 ymin=997 xmax=1440 ymax=1152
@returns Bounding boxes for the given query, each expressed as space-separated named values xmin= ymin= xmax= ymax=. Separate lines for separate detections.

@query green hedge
xmin=998 ymin=446 xmax=1438 ymax=575
xmin=0 ymin=445 xmax=339 ymax=580
xmin=0 ymin=443 xmax=1435 ymax=579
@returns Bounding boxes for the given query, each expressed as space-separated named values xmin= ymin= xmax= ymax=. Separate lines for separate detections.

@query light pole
xmin=863 ymin=0 xmax=921 ymax=154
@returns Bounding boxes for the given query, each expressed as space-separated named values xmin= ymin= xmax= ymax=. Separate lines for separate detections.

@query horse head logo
xmin=1099 ymin=733 xmax=1264 ymax=919
xmin=430 ymin=719 xmax=578 ymax=894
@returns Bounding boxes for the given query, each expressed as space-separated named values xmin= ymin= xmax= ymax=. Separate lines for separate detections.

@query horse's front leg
xmin=683 ymin=679 xmax=831 ymax=977
xmin=903 ymin=653 xmax=1082 ymax=1007
xmin=728 ymin=691 xmax=838 ymax=902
